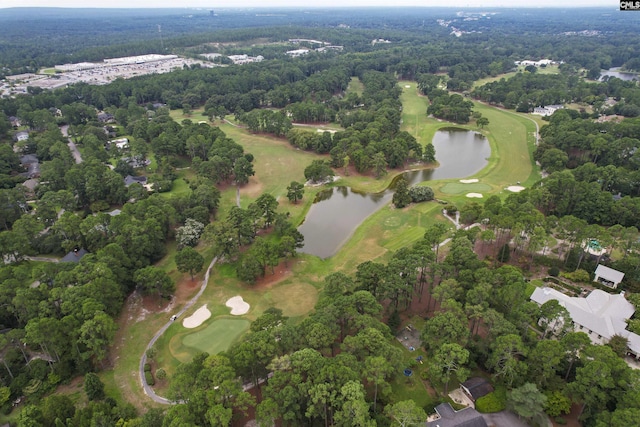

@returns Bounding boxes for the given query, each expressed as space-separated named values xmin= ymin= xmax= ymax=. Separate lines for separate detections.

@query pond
xmin=297 ymin=128 xmax=490 ymax=258
xmin=600 ymin=67 xmax=639 ymax=82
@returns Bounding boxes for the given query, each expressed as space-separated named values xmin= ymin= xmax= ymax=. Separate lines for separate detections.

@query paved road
xmin=60 ymin=125 xmax=83 ymax=164
xmin=139 ymin=256 xmax=219 ymax=404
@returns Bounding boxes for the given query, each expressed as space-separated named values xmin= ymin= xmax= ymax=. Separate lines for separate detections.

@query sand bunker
xmin=226 ymin=296 xmax=250 ymax=315
xmin=466 ymin=193 xmax=483 ymax=198
xmin=405 ymin=85 xmax=411 ymax=88
xmin=507 ymin=185 xmax=525 ymax=192
xmin=460 ymin=179 xmax=479 ymax=183
xmin=183 ymin=304 xmax=211 ymax=328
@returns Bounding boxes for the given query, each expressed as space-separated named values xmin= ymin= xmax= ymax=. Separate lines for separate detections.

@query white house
xmin=594 ymin=264 xmax=625 ymax=289
xmin=14 ymin=131 xmax=29 ymax=142
xmin=531 ymin=287 xmax=640 ymax=359
xmin=109 ymin=138 xmax=129 ymax=150
xmin=533 ymin=104 xmax=564 ymax=116
xmin=286 ymin=49 xmax=310 ymax=57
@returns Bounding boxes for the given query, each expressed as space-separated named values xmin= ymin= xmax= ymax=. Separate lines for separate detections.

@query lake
xmin=600 ymin=67 xmax=639 ymax=82
xmin=297 ymin=128 xmax=490 ymax=258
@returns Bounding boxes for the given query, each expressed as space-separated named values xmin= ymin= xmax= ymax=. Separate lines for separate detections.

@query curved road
xmin=139 ymin=256 xmax=218 ymax=404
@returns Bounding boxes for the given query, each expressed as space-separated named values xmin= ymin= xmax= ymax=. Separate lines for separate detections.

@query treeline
xmin=527 ymin=114 xmax=640 ymax=226
xmin=471 ymin=71 xmax=640 ymax=117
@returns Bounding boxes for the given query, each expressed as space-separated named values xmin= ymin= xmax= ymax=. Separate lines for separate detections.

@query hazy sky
xmin=0 ymin=0 xmax=615 ymax=9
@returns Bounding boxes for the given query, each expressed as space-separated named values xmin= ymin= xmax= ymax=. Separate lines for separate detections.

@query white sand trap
xmin=405 ymin=85 xmax=411 ymax=88
xmin=507 ymin=185 xmax=525 ymax=192
xmin=226 ymin=296 xmax=250 ymax=315
xmin=460 ymin=179 xmax=479 ymax=183
xmin=466 ymin=193 xmax=483 ymax=198
xmin=183 ymin=304 xmax=211 ymax=328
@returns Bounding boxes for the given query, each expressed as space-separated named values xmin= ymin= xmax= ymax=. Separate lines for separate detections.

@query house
xmin=14 ymin=131 xmax=29 ymax=142
xmin=61 ymin=248 xmax=88 ymax=263
xmin=286 ymin=49 xmax=310 ymax=57
xmin=97 ymin=112 xmax=115 ymax=123
xmin=530 ymin=287 xmax=640 ymax=359
xmin=594 ymin=264 xmax=625 ymax=289
xmin=532 ymin=105 xmax=564 ymax=116
xmin=124 ymin=175 xmax=147 ymax=187
xmin=123 ymin=156 xmax=150 ymax=169
xmin=427 ymin=403 xmax=488 ymax=427
xmin=460 ymin=377 xmax=494 ymax=402
xmin=20 ymin=154 xmax=40 ymax=178
xmin=109 ymin=138 xmax=129 ymax=150
xmin=8 ymin=116 xmax=21 ymax=127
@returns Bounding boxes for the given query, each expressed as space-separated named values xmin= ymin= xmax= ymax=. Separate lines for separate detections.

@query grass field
xmin=346 ymin=76 xmax=364 ymax=95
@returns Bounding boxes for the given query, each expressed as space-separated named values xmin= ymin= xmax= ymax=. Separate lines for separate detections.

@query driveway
xmin=60 ymin=125 xmax=83 ymax=164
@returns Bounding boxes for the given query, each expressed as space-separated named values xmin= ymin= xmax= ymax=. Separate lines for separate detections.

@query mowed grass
xmin=440 ymin=182 xmax=492 ymax=194
xmin=177 ymin=318 xmax=250 ymax=362
xmin=346 ymin=76 xmax=364 ymax=95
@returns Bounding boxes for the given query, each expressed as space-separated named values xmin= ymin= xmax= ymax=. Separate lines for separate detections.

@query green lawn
xmin=346 ymin=76 xmax=364 ymax=95
xmin=178 ymin=318 xmax=250 ymax=362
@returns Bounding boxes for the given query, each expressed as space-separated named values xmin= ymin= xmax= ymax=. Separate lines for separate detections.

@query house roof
xmin=594 ymin=264 xmax=625 ymax=284
xmin=427 ymin=403 xmax=488 ymax=427
xmin=124 ymin=175 xmax=147 ymax=187
xmin=61 ymin=248 xmax=88 ymax=263
xmin=531 ymin=287 xmax=640 ymax=353
xmin=461 ymin=377 xmax=494 ymax=400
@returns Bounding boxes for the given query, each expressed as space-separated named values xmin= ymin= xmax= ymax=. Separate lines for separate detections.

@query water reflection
xmin=600 ymin=67 xmax=639 ymax=82
xmin=298 ymin=128 xmax=490 ymax=258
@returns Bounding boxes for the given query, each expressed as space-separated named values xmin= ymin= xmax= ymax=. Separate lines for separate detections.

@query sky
xmin=0 ymin=0 xmax=615 ymax=9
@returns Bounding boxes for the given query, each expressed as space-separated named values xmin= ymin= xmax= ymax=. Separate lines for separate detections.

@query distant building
xmin=20 ymin=154 xmax=40 ymax=178
xmin=532 ymin=104 xmax=564 ymax=116
xmin=97 ymin=112 xmax=115 ymax=123
xmin=14 ymin=131 xmax=29 ymax=142
xmin=516 ymin=58 xmax=555 ymax=67
xmin=286 ymin=49 xmax=310 ymax=57
xmin=227 ymin=54 xmax=263 ymax=65
xmin=61 ymin=248 xmax=88 ymax=263
xmin=8 ymin=116 xmax=21 ymax=127
xmin=124 ymin=175 xmax=147 ymax=187
xmin=109 ymin=138 xmax=129 ymax=150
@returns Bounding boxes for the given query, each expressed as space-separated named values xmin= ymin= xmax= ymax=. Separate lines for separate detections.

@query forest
xmin=1 ymin=6 xmax=640 ymax=427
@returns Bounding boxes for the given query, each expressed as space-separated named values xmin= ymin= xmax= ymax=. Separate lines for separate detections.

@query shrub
xmin=561 ymin=269 xmax=591 ymax=283
xmin=475 ymin=388 xmax=506 ymax=413
xmin=548 ymin=266 xmax=560 ymax=277
xmin=409 ymin=186 xmax=434 ymax=203
xmin=146 ymin=347 xmax=157 ymax=360
xmin=444 ymin=204 xmax=457 ymax=214
xmin=144 ymin=363 xmax=151 ymax=372
xmin=156 ymin=368 xmax=166 ymax=380
xmin=555 ymin=417 xmax=567 ymax=425
xmin=145 ymin=371 xmax=155 ymax=386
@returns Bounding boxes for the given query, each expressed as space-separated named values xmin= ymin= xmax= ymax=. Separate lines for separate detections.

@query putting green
xmin=179 ymin=318 xmax=250 ymax=361
xmin=440 ymin=182 xmax=492 ymax=194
